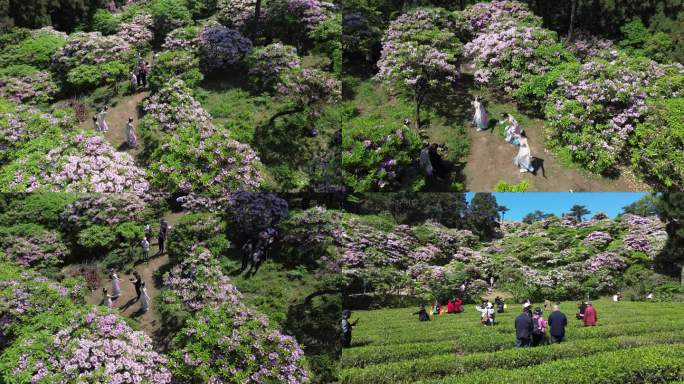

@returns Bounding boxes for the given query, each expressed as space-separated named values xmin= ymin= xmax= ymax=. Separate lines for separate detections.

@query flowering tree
xmin=198 ymin=25 xmax=253 ymax=72
xmin=275 ymin=67 xmax=341 ymax=117
xmin=115 ymin=13 xmax=155 ymax=49
xmin=217 ymin=0 xmax=268 ymax=32
xmin=0 ymin=224 xmax=68 ymax=269
xmin=461 ymin=0 xmax=541 ymax=35
xmin=0 ymin=307 xmax=172 ymax=383
xmin=0 ymin=70 xmax=57 ymax=105
xmin=162 ymin=25 xmax=201 ymax=51
xmin=170 ymin=303 xmax=310 ymax=384
xmin=59 ymin=194 xmax=148 ymax=234
xmin=376 ymin=8 xmax=462 ymax=128
xmin=51 ymin=31 xmax=133 ymax=73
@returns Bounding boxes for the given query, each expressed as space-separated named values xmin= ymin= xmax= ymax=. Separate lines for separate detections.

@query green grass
xmin=341 ymin=300 xmax=684 ymax=383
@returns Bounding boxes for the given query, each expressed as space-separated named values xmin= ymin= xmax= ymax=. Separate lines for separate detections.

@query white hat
xmin=487 ymin=302 xmax=492 ymax=308
xmin=523 ymin=302 xmax=531 ymax=308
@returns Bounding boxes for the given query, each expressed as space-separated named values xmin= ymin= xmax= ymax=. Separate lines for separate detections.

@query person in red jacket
xmin=583 ymin=301 xmax=597 ymax=326
xmin=454 ymin=298 xmax=464 ymax=313
xmin=446 ymin=299 xmax=456 ymax=313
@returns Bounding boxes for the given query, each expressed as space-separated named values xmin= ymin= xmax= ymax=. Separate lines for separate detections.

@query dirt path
xmin=461 ymin=118 xmax=640 ymax=191
xmin=83 ymin=211 xmax=185 ymax=338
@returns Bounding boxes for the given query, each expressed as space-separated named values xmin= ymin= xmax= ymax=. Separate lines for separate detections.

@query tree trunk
xmin=252 ymin=0 xmax=262 ymax=39
xmin=568 ymin=0 xmax=577 ymax=41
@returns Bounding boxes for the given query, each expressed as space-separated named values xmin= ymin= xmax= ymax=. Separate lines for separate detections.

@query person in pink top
xmin=532 ymin=307 xmax=548 ymax=346
xmin=583 ymin=301 xmax=598 ymax=326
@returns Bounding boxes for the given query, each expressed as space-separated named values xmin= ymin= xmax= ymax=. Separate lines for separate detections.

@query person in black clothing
xmin=414 ymin=304 xmax=430 ymax=321
xmin=341 ymin=309 xmax=359 ymax=348
xmin=577 ymin=301 xmax=587 ymax=320
xmin=158 ymin=218 xmax=168 ymax=255
xmin=548 ymin=304 xmax=568 ymax=343
xmin=515 ymin=305 xmax=533 ymax=348
xmin=130 ymin=271 xmax=142 ymax=301
xmin=428 ymin=143 xmax=448 ymax=180
xmin=495 ymin=297 xmax=505 ymax=313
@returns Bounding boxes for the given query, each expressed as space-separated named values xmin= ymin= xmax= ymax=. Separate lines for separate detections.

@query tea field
xmin=340 ymin=300 xmax=684 ymax=384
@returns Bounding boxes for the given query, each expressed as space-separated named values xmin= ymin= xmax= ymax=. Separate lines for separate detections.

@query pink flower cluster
xmin=162 ymin=247 xmax=243 ymax=312
xmin=562 ymin=30 xmax=614 ymax=61
xmin=217 ymin=0 xmax=269 ymax=31
xmin=115 ymin=13 xmax=154 ymax=48
xmin=276 ymin=67 xmax=341 ymax=107
xmin=287 ymin=0 xmax=327 ymax=30
xmin=246 ymin=42 xmax=301 ymax=91
xmin=9 ymin=308 xmax=171 ymax=383
xmin=461 ymin=0 xmax=541 ymax=34
xmin=584 ymin=251 xmax=626 ymax=273
xmin=59 ymin=194 xmax=147 ymax=232
xmin=621 ymin=214 xmax=667 ymax=258
xmin=51 ymin=31 xmax=132 ymax=73
xmin=0 ymin=228 xmax=68 ymax=269
xmin=0 ymin=71 xmax=57 ymax=105
xmin=0 ymin=103 xmax=74 ymax=159
xmin=143 ymin=78 xmax=213 ymax=133
xmin=582 ymin=231 xmax=613 ymax=247
xmin=162 ymin=26 xmax=201 ymax=51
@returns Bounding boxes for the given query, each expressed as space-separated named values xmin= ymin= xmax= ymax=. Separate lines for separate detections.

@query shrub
xmin=0 ymin=193 xmax=77 ymax=228
xmin=91 ymin=9 xmax=121 ymax=35
xmin=630 ymin=97 xmax=684 ymax=190
xmin=245 ymin=42 xmax=301 ymax=92
xmin=150 ymin=0 xmax=192 ymax=40
xmin=162 ymin=25 xmax=201 ymax=51
xmin=148 ymin=49 xmax=203 ymax=92
xmin=216 ymin=0 xmax=266 ymax=31
xmin=76 ymin=224 xmax=117 ymax=252
xmin=198 ymin=25 xmax=253 ymax=72
xmin=166 ymin=212 xmax=229 ymax=263
xmin=0 ymin=68 xmax=58 ymax=105
xmin=0 ymin=29 xmax=66 ymax=69
xmin=0 ymin=224 xmax=68 ymax=270
xmin=494 ymin=180 xmax=530 ymax=192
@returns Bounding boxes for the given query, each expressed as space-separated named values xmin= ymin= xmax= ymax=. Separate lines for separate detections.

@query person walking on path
xmin=97 ymin=106 xmax=109 ymax=132
xmin=583 ymin=301 xmax=597 ymax=326
xmin=102 ymin=288 xmax=114 ymax=308
xmin=341 ymin=309 xmax=359 ymax=348
xmin=140 ymin=282 xmax=150 ymax=313
xmin=414 ymin=304 xmax=430 ymax=321
xmin=141 ymin=237 xmax=150 ymax=261
xmin=110 ymin=270 xmax=121 ymax=299
xmin=514 ymin=131 xmax=534 ymax=173
xmin=130 ymin=71 xmax=137 ymax=93
xmin=131 ymin=272 xmax=143 ymax=301
xmin=126 ymin=117 xmax=137 ymax=148
xmin=471 ymin=96 xmax=489 ymax=131
xmin=548 ymin=304 xmax=568 ymax=343
xmin=157 ymin=218 xmax=169 ymax=256
xmin=515 ymin=304 xmax=533 ymax=347
xmin=532 ymin=307 xmax=548 ymax=346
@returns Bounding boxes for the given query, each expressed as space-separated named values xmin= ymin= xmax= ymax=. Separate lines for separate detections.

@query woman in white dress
xmin=103 ymin=288 xmax=113 ymax=308
xmin=140 ymin=282 xmax=150 ymax=313
xmin=126 ymin=117 xmax=137 ymax=148
xmin=514 ymin=132 xmax=534 ymax=173
xmin=97 ymin=106 xmax=109 ymax=132
xmin=110 ymin=271 xmax=121 ymax=299
xmin=471 ymin=96 xmax=489 ymax=131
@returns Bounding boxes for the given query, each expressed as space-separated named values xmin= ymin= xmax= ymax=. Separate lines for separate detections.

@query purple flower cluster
xmin=162 ymin=26 xmax=201 ymax=51
xmin=59 ymin=194 xmax=147 ymax=233
xmin=582 ymin=231 xmax=613 ymax=247
xmin=0 ymin=71 xmax=57 ymax=105
xmin=199 ymin=26 xmax=253 ymax=72
xmin=410 ymin=244 xmax=442 ymax=263
xmin=51 ymin=32 xmax=132 ymax=73
xmin=0 ymin=227 xmax=68 ymax=269
xmin=115 ymin=13 xmax=154 ymax=48
xmin=143 ymin=78 xmax=213 ymax=133
xmin=217 ymin=0 xmax=269 ymax=31
xmin=0 ymin=103 xmax=74 ymax=159
xmin=8 ymin=308 xmax=172 ymax=383
xmin=287 ymin=0 xmax=327 ymax=30
xmin=584 ymin=251 xmax=626 ymax=273
xmin=162 ymin=247 xmax=243 ymax=312
xmin=461 ymin=0 xmax=541 ymax=34
xmin=621 ymin=214 xmax=667 ymax=257
xmin=8 ymin=133 xmax=150 ymax=194
xmin=562 ymin=30 xmax=614 ymax=61
xmin=276 ymin=67 xmax=341 ymax=106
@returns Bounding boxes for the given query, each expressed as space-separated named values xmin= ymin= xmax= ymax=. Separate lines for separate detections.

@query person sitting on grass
xmin=414 ymin=304 xmax=430 ymax=321
xmin=476 ymin=301 xmax=495 ymax=326
xmin=453 ymin=297 xmax=463 ymax=313
xmin=341 ymin=309 xmax=359 ymax=348
xmin=432 ymin=300 xmax=441 ymax=317
xmin=577 ymin=301 xmax=587 ymax=320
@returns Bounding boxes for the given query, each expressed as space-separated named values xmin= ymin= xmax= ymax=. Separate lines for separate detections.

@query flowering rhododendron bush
xmin=0 ymin=263 xmax=85 ymax=348
xmin=0 ymin=307 xmax=172 ymax=383
xmin=51 ymin=31 xmax=133 ymax=74
xmin=0 ymin=132 xmax=150 ymax=194
xmin=148 ymin=49 xmax=203 ymax=91
xmin=198 ymin=25 xmax=253 ymax=72
xmin=162 ymin=25 xmax=201 ymax=51
xmin=58 ymin=194 xmax=149 ymax=235
xmin=342 ymin=120 xmax=422 ymax=192
xmin=246 ymin=43 xmax=301 ymax=92
xmin=0 ymin=224 xmax=68 ymax=270
xmin=115 ymin=13 xmax=155 ymax=49
xmin=461 ymin=0 xmax=541 ymax=35
xmin=0 ymin=69 xmax=58 ymax=105
xmin=217 ymin=0 xmax=268 ymax=31
xmin=544 ymin=55 xmax=684 ymax=174
xmin=170 ymin=303 xmax=310 ymax=384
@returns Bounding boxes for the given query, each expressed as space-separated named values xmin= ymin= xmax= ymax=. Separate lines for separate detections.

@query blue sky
xmin=465 ymin=193 xmax=648 ymax=221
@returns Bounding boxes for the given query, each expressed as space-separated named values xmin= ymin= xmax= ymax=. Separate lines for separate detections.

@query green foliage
xmin=308 ymin=12 xmax=343 ymax=76
xmin=513 ymin=62 xmax=580 ymax=115
xmin=114 ymin=222 xmax=144 ymax=243
xmin=77 ymin=224 xmax=117 ymax=252
xmin=186 ymin=0 xmax=217 ymax=19
xmin=621 ymin=194 xmax=660 ymax=217
xmin=91 ymin=9 xmax=121 ymax=35
xmin=150 ymin=0 xmax=193 ymax=40
xmin=494 ymin=180 xmax=530 ymax=192
xmin=619 ymin=19 xmax=675 ymax=63
xmin=66 ymin=60 xmax=129 ymax=93
xmin=466 ymin=193 xmax=501 ymax=240
xmin=0 ymin=64 xmax=38 ymax=77
xmin=148 ymin=49 xmax=203 ymax=92
xmin=0 ymin=31 xmax=66 ymax=69
xmin=0 ymin=193 xmax=77 ymax=228
xmin=166 ymin=212 xmax=230 ymax=264
xmin=630 ymin=98 xmax=684 ymax=190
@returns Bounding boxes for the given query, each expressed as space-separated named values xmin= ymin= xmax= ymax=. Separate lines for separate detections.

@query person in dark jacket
xmin=577 ymin=301 xmax=587 ymax=320
xmin=515 ymin=305 xmax=533 ymax=347
xmin=414 ymin=304 xmax=430 ymax=321
xmin=548 ymin=305 xmax=568 ymax=343
xmin=495 ymin=296 xmax=505 ymax=313
xmin=341 ymin=309 xmax=359 ymax=348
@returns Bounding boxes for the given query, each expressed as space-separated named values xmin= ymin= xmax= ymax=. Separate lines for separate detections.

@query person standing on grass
xmin=532 ymin=307 xmax=548 ymax=346
xmin=97 ymin=106 xmax=109 ymax=132
xmin=158 ymin=218 xmax=169 ymax=255
xmin=414 ymin=304 xmax=430 ymax=321
xmin=110 ymin=270 xmax=121 ymax=300
xmin=126 ymin=117 xmax=138 ymax=148
xmin=131 ymin=272 xmax=142 ymax=301
xmin=141 ymin=237 xmax=150 ymax=260
xmin=341 ymin=309 xmax=359 ymax=348
xmin=140 ymin=282 xmax=150 ymax=313
xmin=515 ymin=304 xmax=533 ymax=347
xmin=577 ymin=301 xmax=587 ymax=320
xmin=583 ymin=301 xmax=597 ymax=326
xmin=471 ymin=96 xmax=489 ymax=131
xmin=548 ymin=304 xmax=568 ymax=343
